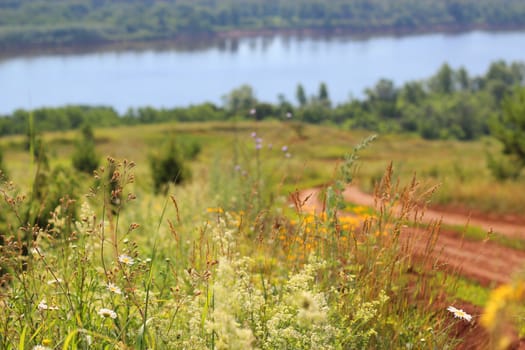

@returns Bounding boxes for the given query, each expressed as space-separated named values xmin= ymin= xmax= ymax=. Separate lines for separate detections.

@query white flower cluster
xmin=265 ymin=259 xmax=336 ymax=349
xmin=209 ymin=214 xmax=238 ymax=254
xmin=203 ymin=254 xmax=336 ymax=349
xmin=205 ymin=258 xmax=257 ymax=349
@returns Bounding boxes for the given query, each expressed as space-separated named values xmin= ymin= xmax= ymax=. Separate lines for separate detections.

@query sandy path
xmin=298 ymin=186 xmax=525 ymax=285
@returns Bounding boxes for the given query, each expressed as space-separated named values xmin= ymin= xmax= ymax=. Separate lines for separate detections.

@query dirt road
xmin=298 ymin=185 xmax=525 ymax=285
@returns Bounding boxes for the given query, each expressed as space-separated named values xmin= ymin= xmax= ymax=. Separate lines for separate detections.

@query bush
xmin=486 ymin=152 xmax=522 ymax=181
xmin=28 ymin=165 xmax=79 ymax=231
xmin=72 ymin=125 xmax=99 ymax=174
xmin=149 ymin=140 xmax=192 ymax=194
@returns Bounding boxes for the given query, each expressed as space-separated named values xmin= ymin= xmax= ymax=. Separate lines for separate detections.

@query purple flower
xmin=251 ymin=132 xmax=257 ymax=138
xmin=255 ymin=137 xmax=263 ymax=150
xmin=281 ymin=145 xmax=288 ymax=152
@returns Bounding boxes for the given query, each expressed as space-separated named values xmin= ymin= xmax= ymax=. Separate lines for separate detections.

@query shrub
xmin=72 ymin=125 xmax=99 ymax=174
xmin=27 ymin=165 xmax=79 ymax=232
xmin=486 ymin=152 xmax=522 ymax=181
xmin=149 ymin=140 xmax=191 ymax=194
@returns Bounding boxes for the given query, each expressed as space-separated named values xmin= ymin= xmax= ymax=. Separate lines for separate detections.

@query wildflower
xmin=38 ymin=300 xmax=59 ymax=311
xmin=255 ymin=138 xmax=263 ymax=150
xmin=33 ymin=346 xmax=52 ymax=350
xmin=286 ymin=112 xmax=292 ymax=118
xmin=107 ymin=282 xmax=122 ymax=295
xmin=249 ymin=108 xmax=256 ymax=115
xmin=285 ymin=152 xmax=291 ymax=158
xmin=98 ymin=307 xmax=117 ymax=319
xmin=447 ymin=306 xmax=472 ymax=322
xmin=481 ymin=282 xmax=525 ymax=331
xmin=250 ymin=131 xmax=257 ymax=138
xmin=234 ymin=164 xmax=241 ymax=172
xmin=281 ymin=145 xmax=288 ymax=152
xmin=37 ymin=301 xmax=47 ymax=310
xmin=118 ymin=254 xmax=134 ymax=266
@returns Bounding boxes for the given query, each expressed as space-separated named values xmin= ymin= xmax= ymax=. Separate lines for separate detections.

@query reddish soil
xmin=342 ymin=186 xmax=525 ymax=239
xmin=297 ymin=185 xmax=525 ymax=349
xmin=298 ymin=185 xmax=525 ymax=285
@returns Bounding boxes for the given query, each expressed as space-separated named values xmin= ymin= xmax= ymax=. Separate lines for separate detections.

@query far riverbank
xmin=1 ymin=23 xmax=524 ymax=60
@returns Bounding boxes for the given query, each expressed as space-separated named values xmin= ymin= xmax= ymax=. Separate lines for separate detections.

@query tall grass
xmin=0 ymin=130 xmax=470 ymax=349
xmin=0 ymin=121 xmax=522 ymax=349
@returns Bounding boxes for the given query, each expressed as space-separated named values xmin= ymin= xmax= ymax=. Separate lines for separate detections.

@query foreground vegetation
xmin=1 ymin=0 xmax=525 ymax=52
xmin=1 ymin=120 xmax=525 ymax=348
xmin=0 ymin=126 xmax=457 ymax=349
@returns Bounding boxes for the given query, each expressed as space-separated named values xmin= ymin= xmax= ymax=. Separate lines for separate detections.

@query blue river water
xmin=1 ymin=30 xmax=524 ymax=114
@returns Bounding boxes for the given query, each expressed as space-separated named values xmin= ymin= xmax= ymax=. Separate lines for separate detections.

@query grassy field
xmin=2 ymin=120 xmax=523 ymax=216
xmin=0 ymin=120 xmax=524 ymax=349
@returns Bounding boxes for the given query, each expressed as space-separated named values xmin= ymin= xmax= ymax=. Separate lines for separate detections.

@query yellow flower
xmin=481 ymin=282 xmax=525 ymax=331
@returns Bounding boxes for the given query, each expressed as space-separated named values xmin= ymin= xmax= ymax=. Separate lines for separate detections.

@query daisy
xmin=98 ymin=307 xmax=117 ymax=319
xmin=107 ymin=282 xmax=122 ymax=295
xmin=118 ymin=254 xmax=134 ymax=266
xmin=38 ymin=300 xmax=59 ymax=311
xmin=33 ymin=346 xmax=52 ymax=350
xmin=447 ymin=306 xmax=472 ymax=322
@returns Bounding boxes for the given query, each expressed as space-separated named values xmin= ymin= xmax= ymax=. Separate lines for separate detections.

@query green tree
xmin=296 ymin=84 xmax=307 ymax=107
xmin=489 ymin=86 xmax=525 ymax=178
xmin=456 ymin=67 xmax=470 ymax=91
xmin=223 ymin=85 xmax=257 ymax=114
xmin=429 ymin=63 xmax=454 ymax=94
xmin=318 ymin=82 xmax=330 ymax=106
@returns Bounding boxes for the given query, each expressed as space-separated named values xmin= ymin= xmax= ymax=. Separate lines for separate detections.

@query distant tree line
xmin=1 ymin=0 xmax=525 ymax=51
xmin=0 ymin=60 xmax=523 ymax=142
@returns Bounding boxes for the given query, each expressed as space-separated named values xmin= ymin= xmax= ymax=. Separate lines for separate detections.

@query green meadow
xmin=0 ymin=120 xmax=524 ymax=349
xmin=3 ymin=121 xmax=523 ymax=214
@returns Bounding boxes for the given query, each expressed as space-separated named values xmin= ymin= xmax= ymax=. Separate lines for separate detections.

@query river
xmin=1 ymin=30 xmax=524 ymax=115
